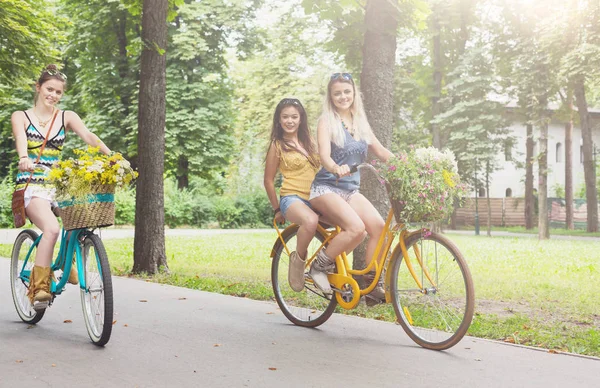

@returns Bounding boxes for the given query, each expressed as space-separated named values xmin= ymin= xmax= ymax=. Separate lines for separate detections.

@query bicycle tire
xmin=271 ymin=225 xmax=337 ymax=327
xmin=79 ymin=233 xmax=113 ymax=346
xmin=390 ymin=231 xmax=474 ymax=350
xmin=10 ymin=229 xmax=45 ymax=324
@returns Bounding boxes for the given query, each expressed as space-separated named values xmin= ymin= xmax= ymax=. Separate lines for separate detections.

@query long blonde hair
xmin=319 ymin=75 xmax=372 ymax=148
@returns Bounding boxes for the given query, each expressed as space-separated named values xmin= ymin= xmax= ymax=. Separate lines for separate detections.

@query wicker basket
xmin=58 ymin=184 xmax=115 ymax=230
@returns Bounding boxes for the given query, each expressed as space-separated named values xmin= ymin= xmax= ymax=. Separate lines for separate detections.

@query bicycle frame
xmin=273 ymin=209 xmax=433 ymax=310
xmin=18 ymin=228 xmax=89 ymax=295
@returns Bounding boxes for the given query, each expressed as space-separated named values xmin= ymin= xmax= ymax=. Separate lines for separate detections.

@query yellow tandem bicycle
xmin=270 ymin=164 xmax=474 ymax=350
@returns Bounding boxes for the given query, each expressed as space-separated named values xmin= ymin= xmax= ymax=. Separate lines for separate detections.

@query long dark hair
xmin=268 ymin=98 xmax=319 ymax=168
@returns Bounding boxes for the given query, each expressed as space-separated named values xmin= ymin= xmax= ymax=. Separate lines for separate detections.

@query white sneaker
xmin=308 ymin=250 xmax=334 ymax=295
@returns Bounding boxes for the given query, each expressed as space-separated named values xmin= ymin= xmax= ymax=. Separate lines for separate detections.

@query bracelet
xmin=19 ymin=156 xmax=28 ymax=159
xmin=273 ymin=207 xmax=281 ymax=214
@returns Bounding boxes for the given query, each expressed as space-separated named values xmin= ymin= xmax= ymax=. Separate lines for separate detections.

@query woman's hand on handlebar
xmin=18 ymin=157 xmax=33 ymax=172
xmin=333 ymin=164 xmax=352 ymax=178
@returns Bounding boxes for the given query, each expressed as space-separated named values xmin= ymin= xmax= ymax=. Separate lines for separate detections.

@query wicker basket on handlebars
xmin=57 ymin=184 xmax=115 ymax=230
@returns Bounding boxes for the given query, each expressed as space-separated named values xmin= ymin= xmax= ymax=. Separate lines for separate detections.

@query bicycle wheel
xmin=271 ymin=225 xmax=337 ymax=327
xmin=390 ymin=231 xmax=474 ymax=350
xmin=10 ymin=229 xmax=45 ymax=324
xmin=79 ymin=233 xmax=113 ymax=346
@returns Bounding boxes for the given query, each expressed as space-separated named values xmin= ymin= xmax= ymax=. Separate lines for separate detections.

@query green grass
xmin=1 ymin=231 xmax=599 ymax=357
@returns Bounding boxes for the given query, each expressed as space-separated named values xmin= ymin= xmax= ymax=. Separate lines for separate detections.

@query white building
xmin=484 ymin=107 xmax=600 ymax=198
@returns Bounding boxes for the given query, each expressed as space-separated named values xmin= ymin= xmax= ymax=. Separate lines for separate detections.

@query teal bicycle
xmin=10 ymin=218 xmax=113 ymax=346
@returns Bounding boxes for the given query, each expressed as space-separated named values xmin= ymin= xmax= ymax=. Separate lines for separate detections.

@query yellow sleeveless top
xmin=276 ymin=142 xmax=320 ymax=200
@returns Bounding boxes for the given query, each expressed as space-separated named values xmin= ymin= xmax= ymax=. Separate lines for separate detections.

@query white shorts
xmin=24 ymin=185 xmax=57 ymax=209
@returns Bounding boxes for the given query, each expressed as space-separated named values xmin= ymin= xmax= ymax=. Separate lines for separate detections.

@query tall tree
xmin=354 ymin=0 xmax=400 ymax=270
xmin=133 ymin=0 xmax=169 ymax=274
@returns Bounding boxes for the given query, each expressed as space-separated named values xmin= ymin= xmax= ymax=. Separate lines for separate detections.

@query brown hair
xmin=268 ymin=98 xmax=319 ymax=168
xmin=34 ymin=65 xmax=67 ymax=104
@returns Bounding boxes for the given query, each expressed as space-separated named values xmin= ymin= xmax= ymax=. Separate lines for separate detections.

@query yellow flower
xmin=443 ymin=170 xmax=456 ymax=188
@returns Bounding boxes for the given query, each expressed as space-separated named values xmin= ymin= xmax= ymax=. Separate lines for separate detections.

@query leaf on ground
xmin=213 ymin=344 xmax=221 ymax=347
xmin=504 ymin=337 xmax=515 ymax=343
xmin=51 ymin=364 xmax=56 ymax=367
xmin=27 ymin=325 xmax=34 ymax=329
xmin=266 ymin=312 xmax=274 ymax=315
xmin=475 ymin=358 xmax=482 ymax=361
xmin=548 ymin=349 xmax=559 ymax=354
xmin=268 ymin=367 xmax=277 ymax=371
xmin=124 ymin=324 xmax=128 ymax=327
xmin=178 ymin=297 xmax=187 ymax=300
xmin=112 ymin=320 xmax=117 ymax=325
xmin=139 ymin=299 xmax=148 ymax=302
xmin=63 ymin=320 xmax=72 ymax=323
xmin=16 ymin=360 xmax=23 ymax=363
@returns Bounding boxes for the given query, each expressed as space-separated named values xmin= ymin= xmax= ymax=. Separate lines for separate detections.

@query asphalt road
xmin=1 ymin=256 xmax=599 ymax=388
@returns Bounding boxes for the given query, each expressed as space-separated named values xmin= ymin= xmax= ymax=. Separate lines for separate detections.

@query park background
xmin=1 ymin=0 xmax=599 ymax=357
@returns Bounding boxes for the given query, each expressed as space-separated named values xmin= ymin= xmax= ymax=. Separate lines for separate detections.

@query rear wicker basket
xmin=58 ymin=184 xmax=115 ymax=230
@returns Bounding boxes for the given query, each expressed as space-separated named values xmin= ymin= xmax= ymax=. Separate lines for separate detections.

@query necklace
xmin=341 ymin=119 xmax=354 ymax=136
xmin=33 ymin=107 xmax=55 ymax=128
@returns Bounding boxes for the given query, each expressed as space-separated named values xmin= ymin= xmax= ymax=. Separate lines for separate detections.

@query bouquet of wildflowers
xmin=374 ymin=146 xmax=467 ymax=225
xmin=48 ymin=146 xmax=137 ymax=201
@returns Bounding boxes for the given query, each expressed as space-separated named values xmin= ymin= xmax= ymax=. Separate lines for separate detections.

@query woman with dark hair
xmin=11 ymin=64 xmax=111 ymax=310
xmin=264 ymin=98 xmax=320 ymax=292
xmin=308 ymin=73 xmax=393 ymax=304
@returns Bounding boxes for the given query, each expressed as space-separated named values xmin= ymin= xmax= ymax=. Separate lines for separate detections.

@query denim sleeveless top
xmin=313 ymin=127 xmax=367 ymax=191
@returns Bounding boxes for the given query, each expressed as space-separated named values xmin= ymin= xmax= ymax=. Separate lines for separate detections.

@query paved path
xmin=0 ymin=258 xmax=598 ymax=388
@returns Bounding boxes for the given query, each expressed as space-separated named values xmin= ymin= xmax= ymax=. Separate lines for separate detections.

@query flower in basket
xmin=47 ymin=146 xmax=137 ymax=230
xmin=373 ymin=146 xmax=467 ymax=226
xmin=48 ymin=146 xmax=138 ymax=201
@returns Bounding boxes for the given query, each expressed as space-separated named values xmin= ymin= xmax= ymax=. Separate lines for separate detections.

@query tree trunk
xmin=354 ymin=0 xmax=398 ymax=271
xmin=133 ymin=0 xmax=169 ymax=274
xmin=574 ymin=80 xmax=598 ymax=232
xmin=431 ymin=12 xmax=442 ymax=149
xmin=177 ymin=155 xmax=189 ymax=190
xmin=538 ymin=119 xmax=549 ymax=239
xmin=525 ymin=123 xmax=535 ymax=229
xmin=565 ymin=90 xmax=574 ymax=230
xmin=486 ymin=161 xmax=491 ymax=236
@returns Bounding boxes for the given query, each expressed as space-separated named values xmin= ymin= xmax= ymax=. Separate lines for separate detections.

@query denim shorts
xmin=280 ymin=194 xmax=312 ymax=217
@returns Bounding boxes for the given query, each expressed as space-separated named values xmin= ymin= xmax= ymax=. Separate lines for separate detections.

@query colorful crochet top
xmin=15 ymin=110 xmax=66 ymax=190
xmin=276 ymin=141 xmax=320 ymax=200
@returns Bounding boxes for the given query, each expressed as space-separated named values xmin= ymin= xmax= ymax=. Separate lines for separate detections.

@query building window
xmin=504 ymin=142 xmax=512 ymax=161
xmin=505 ymin=188 xmax=512 ymax=197
xmin=478 ymin=188 xmax=486 ymax=197
xmin=556 ymin=142 xmax=563 ymax=163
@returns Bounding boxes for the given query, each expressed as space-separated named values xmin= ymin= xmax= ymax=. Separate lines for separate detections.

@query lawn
xmin=1 ymin=231 xmax=598 ymax=356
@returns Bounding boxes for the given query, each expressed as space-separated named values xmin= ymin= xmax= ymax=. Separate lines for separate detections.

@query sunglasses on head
xmin=330 ymin=72 xmax=352 ymax=81
xmin=44 ymin=69 xmax=68 ymax=80
xmin=279 ymin=98 xmax=302 ymax=106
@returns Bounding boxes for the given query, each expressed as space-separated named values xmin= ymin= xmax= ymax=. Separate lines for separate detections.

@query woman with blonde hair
xmin=308 ymin=73 xmax=393 ymax=304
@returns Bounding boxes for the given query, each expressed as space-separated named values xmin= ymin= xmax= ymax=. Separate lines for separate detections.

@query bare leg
xmin=283 ymin=201 xmax=319 ymax=259
xmin=26 ymin=197 xmax=60 ymax=267
xmin=348 ymin=193 xmax=385 ymax=266
xmin=310 ymin=193 xmax=366 ymax=259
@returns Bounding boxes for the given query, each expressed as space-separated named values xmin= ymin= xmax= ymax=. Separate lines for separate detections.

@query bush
xmin=114 ymin=187 xmax=136 ymax=225
xmin=0 ymin=177 xmax=14 ymax=228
